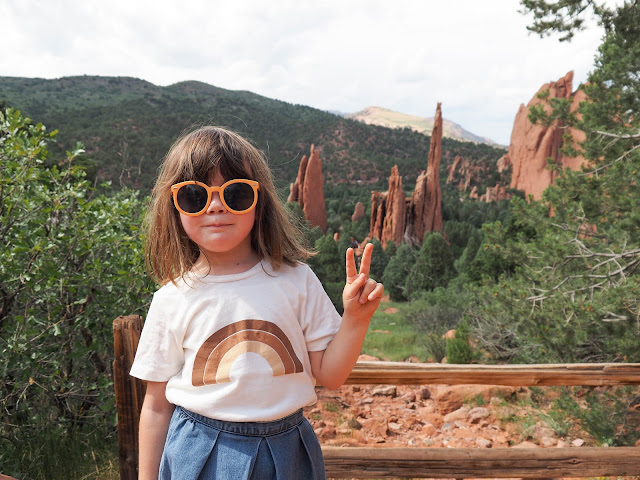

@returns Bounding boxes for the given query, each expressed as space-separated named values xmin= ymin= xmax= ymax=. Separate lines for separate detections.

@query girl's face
xmin=179 ymin=171 xmax=256 ymax=266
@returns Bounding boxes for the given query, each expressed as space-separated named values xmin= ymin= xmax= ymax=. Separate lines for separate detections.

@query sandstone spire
xmin=302 ymin=146 xmax=328 ymax=232
xmin=381 ymin=165 xmax=406 ymax=247
xmin=287 ymin=153 xmax=309 ymax=205
xmin=289 ymin=145 xmax=328 ymax=232
xmin=405 ymin=102 xmax=443 ymax=244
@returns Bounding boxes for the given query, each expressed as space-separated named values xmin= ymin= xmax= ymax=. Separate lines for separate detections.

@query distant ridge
xmin=346 ymin=106 xmax=500 ymax=146
xmin=0 ymin=75 xmax=506 ymax=192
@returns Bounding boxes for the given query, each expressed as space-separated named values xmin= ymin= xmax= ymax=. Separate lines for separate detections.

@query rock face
xmin=381 ymin=166 xmax=406 ymax=246
xmin=502 ymin=71 xmax=587 ymax=200
xmin=289 ymin=145 xmax=328 ymax=232
xmin=446 ymin=155 xmax=512 ymax=203
xmin=287 ymin=153 xmax=309 ymax=205
xmin=370 ymin=104 xmax=444 ymax=247
xmin=405 ymin=103 xmax=443 ymax=244
xmin=351 ymin=201 xmax=365 ymax=222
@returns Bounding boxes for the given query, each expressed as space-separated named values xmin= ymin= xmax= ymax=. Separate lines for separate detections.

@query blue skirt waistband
xmin=175 ymin=406 xmax=305 ymax=437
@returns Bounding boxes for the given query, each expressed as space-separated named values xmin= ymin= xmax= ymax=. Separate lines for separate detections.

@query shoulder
xmin=265 ymin=260 xmax=317 ymax=280
xmin=151 ymin=276 xmax=200 ymax=304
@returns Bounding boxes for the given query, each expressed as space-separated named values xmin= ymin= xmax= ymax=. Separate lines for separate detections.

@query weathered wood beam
xmin=113 ymin=315 xmax=145 ymax=480
xmin=322 ymin=446 xmax=640 ymax=478
xmin=345 ymin=361 xmax=640 ymax=386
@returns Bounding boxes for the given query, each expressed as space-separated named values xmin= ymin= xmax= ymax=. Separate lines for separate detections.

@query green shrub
xmin=0 ymin=109 xmax=153 ymax=477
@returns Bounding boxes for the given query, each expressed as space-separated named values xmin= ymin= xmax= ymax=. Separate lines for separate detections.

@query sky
xmin=0 ymin=0 xmax=607 ymax=145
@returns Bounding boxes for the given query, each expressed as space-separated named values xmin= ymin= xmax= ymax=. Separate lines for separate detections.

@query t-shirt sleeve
xmin=129 ymin=288 xmax=185 ymax=382
xmin=301 ymin=266 xmax=342 ymax=352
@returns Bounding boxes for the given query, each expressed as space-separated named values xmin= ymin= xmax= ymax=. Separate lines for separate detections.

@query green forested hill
xmin=0 ymin=75 xmax=506 ymax=192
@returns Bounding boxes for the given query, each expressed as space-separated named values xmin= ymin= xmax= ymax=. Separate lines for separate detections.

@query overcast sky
xmin=1 ymin=0 xmax=606 ymax=145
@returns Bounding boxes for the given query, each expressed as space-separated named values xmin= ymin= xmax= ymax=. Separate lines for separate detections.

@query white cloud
xmin=0 ymin=0 xmax=605 ymax=144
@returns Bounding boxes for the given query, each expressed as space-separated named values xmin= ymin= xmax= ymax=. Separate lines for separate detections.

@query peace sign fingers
xmin=345 ymin=243 xmax=374 ymax=282
xmin=358 ymin=242 xmax=373 ymax=277
xmin=345 ymin=247 xmax=359 ymax=284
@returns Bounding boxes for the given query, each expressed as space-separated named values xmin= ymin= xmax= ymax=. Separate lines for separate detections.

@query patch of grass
xmin=361 ymin=300 xmax=428 ymax=361
xmin=323 ymin=400 xmax=341 ymax=414
xmin=1 ymin=429 xmax=119 ymax=480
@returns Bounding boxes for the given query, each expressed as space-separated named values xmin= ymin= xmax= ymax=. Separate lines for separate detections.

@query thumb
xmin=344 ymin=273 xmax=366 ymax=299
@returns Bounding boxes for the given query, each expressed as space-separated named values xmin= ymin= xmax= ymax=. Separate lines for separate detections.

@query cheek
xmin=179 ymin=215 xmax=199 ymax=241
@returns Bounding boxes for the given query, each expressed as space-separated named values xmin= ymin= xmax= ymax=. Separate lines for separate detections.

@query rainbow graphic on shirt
xmin=192 ymin=319 xmax=304 ymax=386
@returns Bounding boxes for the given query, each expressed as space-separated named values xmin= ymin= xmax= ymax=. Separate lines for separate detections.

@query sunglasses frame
xmin=170 ymin=179 xmax=260 ymax=216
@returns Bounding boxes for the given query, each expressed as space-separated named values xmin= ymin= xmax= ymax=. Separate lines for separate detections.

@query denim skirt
xmin=159 ymin=406 xmax=326 ymax=479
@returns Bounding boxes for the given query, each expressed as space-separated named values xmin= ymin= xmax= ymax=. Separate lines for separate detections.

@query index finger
xmin=345 ymin=248 xmax=358 ymax=282
xmin=359 ymin=242 xmax=373 ymax=277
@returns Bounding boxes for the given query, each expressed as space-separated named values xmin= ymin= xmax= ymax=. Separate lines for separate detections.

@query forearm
xmin=311 ymin=244 xmax=383 ymax=390
xmin=312 ymin=314 xmax=370 ymax=389
xmin=138 ymin=382 xmax=175 ymax=480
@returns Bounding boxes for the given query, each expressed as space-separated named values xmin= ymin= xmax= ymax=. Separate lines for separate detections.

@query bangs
xmin=177 ymin=130 xmax=255 ymax=184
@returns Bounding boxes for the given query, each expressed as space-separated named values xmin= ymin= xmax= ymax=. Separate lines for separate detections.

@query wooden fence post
xmin=113 ymin=315 xmax=145 ymax=480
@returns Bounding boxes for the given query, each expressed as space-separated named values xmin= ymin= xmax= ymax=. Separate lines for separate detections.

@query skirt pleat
xmin=159 ymin=406 xmax=325 ymax=480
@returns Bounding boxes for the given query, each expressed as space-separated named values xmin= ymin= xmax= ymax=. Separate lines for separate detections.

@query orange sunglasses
xmin=170 ymin=179 xmax=260 ymax=216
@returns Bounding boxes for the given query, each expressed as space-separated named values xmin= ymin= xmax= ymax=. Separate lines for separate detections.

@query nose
xmin=206 ymin=192 xmax=227 ymax=214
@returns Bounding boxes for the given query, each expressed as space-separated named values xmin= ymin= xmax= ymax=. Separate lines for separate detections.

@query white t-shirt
xmin=130 ymin=261 xmax=342 ymax=422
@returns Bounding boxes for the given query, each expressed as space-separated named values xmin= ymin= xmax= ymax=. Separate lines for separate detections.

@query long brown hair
xmin=144 ymin=126 xmax=312 ymax=285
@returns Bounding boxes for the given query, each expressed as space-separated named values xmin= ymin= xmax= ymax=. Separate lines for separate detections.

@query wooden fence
xmin=113 ymin=315 xmax=640 ymax=479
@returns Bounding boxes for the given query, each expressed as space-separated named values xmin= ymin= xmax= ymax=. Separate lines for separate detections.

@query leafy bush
xmin=0 ymin=109 xmax=154 ymax=477
xmin=445 ymin=320 xmax=480 ymax=364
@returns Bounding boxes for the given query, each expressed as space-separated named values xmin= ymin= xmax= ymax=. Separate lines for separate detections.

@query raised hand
xmin=342 ymin=243 xmax=384 ymax=322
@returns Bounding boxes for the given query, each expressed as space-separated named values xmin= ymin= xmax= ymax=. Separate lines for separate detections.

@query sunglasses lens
xmin=223 ymin=182 xmax=256 ymax=212
xmin=176 ymin=184 xmax=208 ymax=213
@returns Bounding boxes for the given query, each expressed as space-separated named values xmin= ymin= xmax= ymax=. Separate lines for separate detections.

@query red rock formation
xmin=370 ymin=104 xmax=445 ymax=247
xmin=302 ymin=146 xmax=328 ymax=232
xmin=481 ymin=185 xmax=510 ymax=202
xmin=370 ymin=191 xmax=386 ymax=241
xmin=288 ymin=153 xmax=309 ymax=205
xmin=381 ymin=166 xmax=406 ymax=247
xmin=446 ymin=156 xmax=464 ymax=185
xmin=496 ymin=154 xmax=512 ymax=173
xmin=351 ymin=201 xmax=365 ymax=222
xmin=405 ymin=103 xmax=443 ymax=244
xmin=289 ymin=145 xmax=327 ymax=232
xmin=504 ymin=71 xmax=587 ymax=200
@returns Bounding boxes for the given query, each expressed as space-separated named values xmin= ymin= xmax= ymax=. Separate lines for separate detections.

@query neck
xmin=194 ymin=248 xmax=261 ymax=276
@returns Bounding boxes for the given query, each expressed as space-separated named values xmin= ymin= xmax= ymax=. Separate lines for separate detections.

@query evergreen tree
xmin=307 ymin=233 xmax=345 ymax=312
xmin=407 ymin=233 xmax=456 ymax=298
xmin=384 ymin=240 xmax=398 ymax=258
xmin=382 ymin=243 xmax=418 ymax=301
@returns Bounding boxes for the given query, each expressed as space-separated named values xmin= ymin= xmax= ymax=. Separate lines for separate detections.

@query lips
xmin=204 ymin=223 xmax=231 ymax=228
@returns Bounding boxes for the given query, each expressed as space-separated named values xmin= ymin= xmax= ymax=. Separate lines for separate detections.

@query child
xmin=130 ymin=126 xmax=384 ymax=480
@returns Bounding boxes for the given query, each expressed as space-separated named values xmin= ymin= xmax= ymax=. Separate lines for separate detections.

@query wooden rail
xmin=347 ymin=360 xmax=640 ymax=386
xmin=113 ymin=315 xmax=640 ymax=479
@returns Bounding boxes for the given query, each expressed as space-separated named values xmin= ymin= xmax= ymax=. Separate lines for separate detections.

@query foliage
xmin=0 ymin=109 xmax=153 ymax=477
xmin=550 ymin=386 xmax=640 ymax=446
xmin=406 ymin=232 xmax=456 ymax=298
xmin=404 ymin=281 xmax=474 ymax=362
xmin=307 ymin=233 xmax=346 ymax=314
xmin=381 ymin=243 xmax=418 ymax=302
xmin=367 ymin=238 xmax=389 ymax=282
xmin=520 ymin=0 xmax=607 ymax=42
xmin=445 ymin=320 xmax=480 ymax=364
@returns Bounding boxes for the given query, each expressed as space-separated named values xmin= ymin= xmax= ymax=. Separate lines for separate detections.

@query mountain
xmin=346 ymin=106 xmax=501 ymax=146
xmin=0 ymin=76 xmax=506 ymax=196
